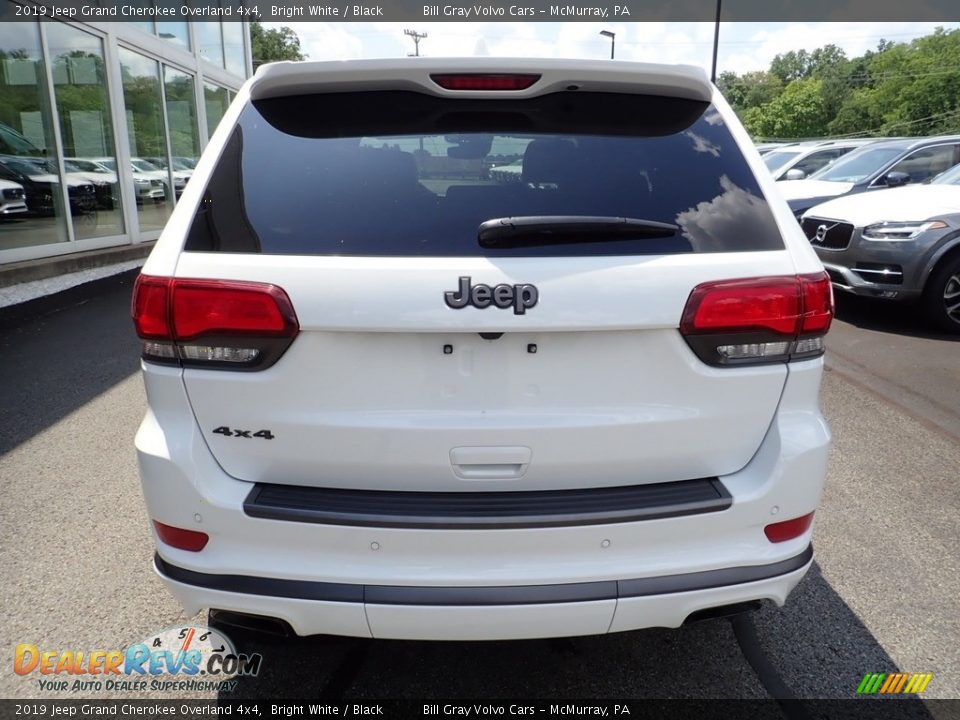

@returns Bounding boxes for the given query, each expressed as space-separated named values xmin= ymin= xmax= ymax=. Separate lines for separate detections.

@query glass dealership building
xmin=0 ymin=6 xmax=251 ymax=264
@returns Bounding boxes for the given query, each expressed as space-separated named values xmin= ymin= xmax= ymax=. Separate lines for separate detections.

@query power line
xmin=827 ymin=108 xmax=960 ymax=138
xmin=403 ymin=29 xmax=427 ymax=57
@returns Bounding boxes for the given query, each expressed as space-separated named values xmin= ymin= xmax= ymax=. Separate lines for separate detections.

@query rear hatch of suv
xmin=153 ymin=64 xmax=811 ymax=492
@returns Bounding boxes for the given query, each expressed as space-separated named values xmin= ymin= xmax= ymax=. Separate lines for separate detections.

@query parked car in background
xmin=132 ymin=157 xmax=187 ymax=196
xmin=489 ymin=159 xmax=523 ymax=182
xmin=20 ymin=158 xmax=106 ymax=212
xmin=763 ymin=139 xmax=877 ymax=181
xmin=47 ymin=159 xmax=115 ymax=210
xmin=66 ymin=158 xmax=120 ymax=209
xmin=802 ymin=162 xmax=960 ymax=332
xmin=755 ymin=142 xmax=788 ymax=154
xmin=0 ymin=178 xmax=28 ymax=217
xmin=87 ymin=157 xmax=166 ymax=203
xmin=0 ymin=156 xmax=95 ymax=215
xmin=778 ymin=136 xmax=960 ymax=218
xmin=143 ymin=155 xmax=195 ymax=180
xmin=0 ymin=121 xmax=44 ymax=158
xmin=173 ymin=156 xmax=197 ymax=169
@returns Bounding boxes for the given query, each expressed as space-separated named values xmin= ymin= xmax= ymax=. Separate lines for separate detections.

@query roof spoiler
xmin=248 ymin=57 xmax=713 ymax=103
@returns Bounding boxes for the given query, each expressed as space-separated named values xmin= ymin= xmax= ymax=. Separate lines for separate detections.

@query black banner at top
xmin=5 ymin=0 xmax=960 ymax=22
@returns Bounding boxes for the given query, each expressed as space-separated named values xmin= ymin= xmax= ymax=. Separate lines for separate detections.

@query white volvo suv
xmin=133 ymin=58 xmax=832 ymax=641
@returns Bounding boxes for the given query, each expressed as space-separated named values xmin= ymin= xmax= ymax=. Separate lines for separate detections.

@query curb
xmin=0 ymin=268 xmax=140 ymax=332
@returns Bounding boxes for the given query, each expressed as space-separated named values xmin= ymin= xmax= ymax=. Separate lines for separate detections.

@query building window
xmin=47 ymin=22 xmax=125 ymax=240
xmin=197 ymin=21 xmax=225 ymax=69
xmin=125 ymin=3 xmax=190 ymax=51
xmin=203 ymin=82 xmax=230 ymax=139
xmin=163 ymin=66 xmax=200 ymax=172
xmin=222 ymin=22 xmax=246 ymax=77
xmin=118 ymin=47 xmax=173 ymax=232
xmin=156 ymin=21 xmax=191 ymax=51
xmin=0 ymin=12 xmax=70 ymax=250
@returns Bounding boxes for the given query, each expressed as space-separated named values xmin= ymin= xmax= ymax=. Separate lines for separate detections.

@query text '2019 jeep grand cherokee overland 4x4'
xmin=132 ymin=58 xmax=832 ymax=641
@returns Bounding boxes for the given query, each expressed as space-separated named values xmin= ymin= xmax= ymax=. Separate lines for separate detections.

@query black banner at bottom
xmin=2 ymin=700 xmax=959 ymax=720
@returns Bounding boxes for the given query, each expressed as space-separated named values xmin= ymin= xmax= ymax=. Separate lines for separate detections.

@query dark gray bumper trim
xmin=154 ymin=544 xmax=812 ymax=607
xmin=242 ymin=478 xmax=732 ymax=530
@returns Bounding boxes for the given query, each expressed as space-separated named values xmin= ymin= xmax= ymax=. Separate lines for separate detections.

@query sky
xmin=262 ymin=21 xmax=960 ymax=75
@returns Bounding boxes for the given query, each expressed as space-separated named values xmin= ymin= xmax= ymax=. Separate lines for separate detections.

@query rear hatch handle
xmin=450 ymin=446 xmax=532 ymax=480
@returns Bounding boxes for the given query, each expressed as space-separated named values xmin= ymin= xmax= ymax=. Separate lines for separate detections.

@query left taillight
xmin=132 ymin=275 xmax=299 ymax=371
xmin=680 ymin=272 xmax=833 ymax=367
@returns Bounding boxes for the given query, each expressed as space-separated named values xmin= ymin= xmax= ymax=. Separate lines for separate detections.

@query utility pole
xmin=599 ymin=30 xmax=615 ymax=60
xmin=404 ymin=29 xmax=428 ymax=57
xmin=711 ymin=0 xmax=722 ymax=83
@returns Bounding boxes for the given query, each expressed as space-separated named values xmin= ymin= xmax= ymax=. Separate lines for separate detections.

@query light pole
xmin=599 ymin=30 xmax=615 ymax=60
xmin=710 ymin=0 xmax=722 ymax=83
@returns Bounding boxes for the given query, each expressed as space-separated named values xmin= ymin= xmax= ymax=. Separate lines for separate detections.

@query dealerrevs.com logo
xmin=14 ymin=625 xmax=262 ymax=693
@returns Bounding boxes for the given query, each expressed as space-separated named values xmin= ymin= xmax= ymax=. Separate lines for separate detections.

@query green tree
xmin=725 ymin=27 xmax=960 ymax=139
xmin=749 ymin=78 xmax=829 ymax=139
xmin=718 ymin=70 xmax=783 ymax=113
xmin=808 ymin=45 xmax=848 ymax=77
xmin=770 ymin=49 xmax=812 ymax=83
xmin=828 ymin=27 xmax=960 ymax=136
xmin=250 ymin=21 xmax=306 ymax=65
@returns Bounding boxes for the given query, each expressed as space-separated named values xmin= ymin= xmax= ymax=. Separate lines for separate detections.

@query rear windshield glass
xmin=185 ymin=91 xmax=784 ymax=257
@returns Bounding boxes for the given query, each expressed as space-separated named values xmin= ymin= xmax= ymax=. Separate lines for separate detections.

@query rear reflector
xmin=153 ymin=521 xmax=209 ymax=552
xmin=764 ymin=512 xmax=815 ymax=543
xmin=430 ymin=73 xmax=540 ymax=91
xmin=132 ymin=275 xmax=299 ymax=370
xmin=680 ymin=272 xmax=833 ymax=366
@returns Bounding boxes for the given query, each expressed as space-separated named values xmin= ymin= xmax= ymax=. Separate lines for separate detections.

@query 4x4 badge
xmin=444 ymin=276 xmax=538 ymax=315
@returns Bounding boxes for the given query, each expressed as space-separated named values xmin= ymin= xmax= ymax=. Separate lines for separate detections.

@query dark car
xmin=0 ymin=156 xmax=96 ymax=216
xmin=778 ymin=136 xmax=960 ymax=218
xmin=0 ymin=157 xmax=57 ymax=215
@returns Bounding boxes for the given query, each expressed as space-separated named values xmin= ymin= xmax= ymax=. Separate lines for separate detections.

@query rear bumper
xmin=155 ymin=547 xmax=812 ymax=640
xmin=136 ymin=358 xmax=830 ymax=640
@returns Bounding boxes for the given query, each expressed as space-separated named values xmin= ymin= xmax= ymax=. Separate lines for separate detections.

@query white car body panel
xmin=177 ymin=251 xmax=795 ymax=490
xmin=805 ymin=184 xmax=960 ymax=225
xmin=775 ymin=179 xmax=855 ymax=201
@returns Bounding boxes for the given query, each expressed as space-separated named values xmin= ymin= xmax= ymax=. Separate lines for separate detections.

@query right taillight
xmin=132 ymin=275 xmax=299 ymax=371
xmin=680 ymin=272 xmax=833 ymax=366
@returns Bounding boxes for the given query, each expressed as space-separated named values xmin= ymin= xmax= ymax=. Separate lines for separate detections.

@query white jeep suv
xmin=133 ymin=58 xmax=833 ymax=641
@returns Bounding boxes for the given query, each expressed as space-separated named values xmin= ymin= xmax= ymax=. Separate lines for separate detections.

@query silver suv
xmin=801 ymin=162 xmax=960 ymax=332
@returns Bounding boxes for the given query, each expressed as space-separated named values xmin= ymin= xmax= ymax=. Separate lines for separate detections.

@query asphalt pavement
xmin=1 ymin=276 xmax=958 ymax=703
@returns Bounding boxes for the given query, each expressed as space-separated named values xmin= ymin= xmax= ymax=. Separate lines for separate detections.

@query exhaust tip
xmin=209 ymin=609 xmax=294 ymax=638
xmin=683 ymin=600 xmax=762 ymax=625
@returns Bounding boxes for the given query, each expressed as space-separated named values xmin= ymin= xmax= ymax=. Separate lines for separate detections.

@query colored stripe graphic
xmin=857 ymin=673 xmax=886 ymax=694
xmin=857 ymin=672 xmax=933 ymax=694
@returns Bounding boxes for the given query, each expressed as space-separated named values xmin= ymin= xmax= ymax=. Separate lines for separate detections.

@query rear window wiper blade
xmin=478 ymin=216 xmax=679 ymax=248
